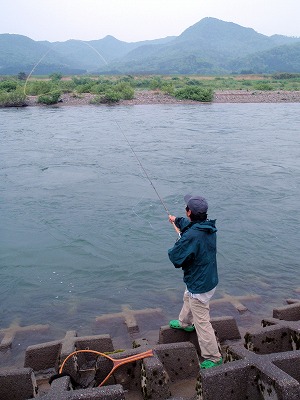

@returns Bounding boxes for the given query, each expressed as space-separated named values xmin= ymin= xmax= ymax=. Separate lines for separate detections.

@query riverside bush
xmin=90 ymin=83 xmax=110 ymax=94
xmin=161 ymin=83 xmax=175 ymax=95
xmin=0 ymin=91 xmax=26 ymax=107
xmin=37 ymin=90 xmax=61 ymax=105
xmin=0 ymin=80 xmax=18 ymax=92
xmin=91 ymin=90 xmax=122 ymax=104
xmin=253 ymin=82 xmax=273 ymax=91
xmin=25 ymin=81 xmax=53 ymax=95
xmin=149 ymin=78 xmax=163 ymax=90
xmin=114 ymin=82 xmax=134 ymax=99
xmin=76 ymin=83 xmax=94 ymax=93
xmin=174 ymin=86 xmax=214 ymax=102
xmin=91 ymin=83 xmax=134 ymax=103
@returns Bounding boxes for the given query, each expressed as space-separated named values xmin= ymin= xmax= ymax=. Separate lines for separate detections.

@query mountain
xmin=228 ymin=42 xmax=300 ymax=74
xmin=0 ymin=34 xmax=86 ymax=74
xmin=44 ymin=35 xmax=176 ymax=71
xmin=100 ymin=18 xmax=300 ymax=74
xmin=0 ymin=18 xmax=299 ymax=75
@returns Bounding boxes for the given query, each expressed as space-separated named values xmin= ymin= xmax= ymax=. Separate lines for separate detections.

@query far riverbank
xmin=25 ymin=89 xmax=300 ymax=107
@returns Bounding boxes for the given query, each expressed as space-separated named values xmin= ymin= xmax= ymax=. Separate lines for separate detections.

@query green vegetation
xmin=0 ymin=90 xmax=26 ymax=107
xmin=37 ymin=90 xmax=61 ymax=105
xmin=175 ymin=87 xmax=214 ymax=102
xmin=0 ymin=78 xmax=27 ymax=106
xmin=1 ymin=73 xmax=300 ymax=107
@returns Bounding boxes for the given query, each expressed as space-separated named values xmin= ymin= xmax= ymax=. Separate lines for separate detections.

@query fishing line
xmin=24 ymin=41 xmax=108 ymax=96
xmin=115 ymin=120 xmax=170 ymax=215
xmin=131 ymin=195 xmax=155 ymax=230
xmin=115 ymin=121 xmax=180 ymax=235
xmin=24 ymin=48 xmax=53 ymax=95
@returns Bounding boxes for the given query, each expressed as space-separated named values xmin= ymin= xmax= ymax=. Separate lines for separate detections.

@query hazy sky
xmin=1 ymin=0 xmax=299 ymax=42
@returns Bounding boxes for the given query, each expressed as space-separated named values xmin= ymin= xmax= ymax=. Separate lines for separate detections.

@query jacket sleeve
xmin=168 ymin=235 xmax=195 ymax=269
xmin=175 ymin=217 xmax=190 ymax=232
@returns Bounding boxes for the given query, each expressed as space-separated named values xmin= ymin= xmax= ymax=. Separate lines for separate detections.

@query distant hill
xmin=0 ymin=34 xmax=86 ymax=74
xmin=0 ymin=18 xmax=299 ymax=75
xmin=228 ymin=42 xmax=300 ymax=74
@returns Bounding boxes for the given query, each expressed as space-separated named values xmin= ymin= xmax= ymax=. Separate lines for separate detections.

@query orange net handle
xmin=59 ymin=348 xmax=154 ymax=387
xmin=99 ymin=349 xmax=154 ymax=386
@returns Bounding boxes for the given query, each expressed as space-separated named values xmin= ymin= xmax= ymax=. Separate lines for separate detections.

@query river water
xmin=1 ymin=103 xmax=300 ymax=361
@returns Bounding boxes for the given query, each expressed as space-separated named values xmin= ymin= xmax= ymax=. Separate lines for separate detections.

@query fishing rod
xmin=115 ymin=121 xmax=180 ymax=236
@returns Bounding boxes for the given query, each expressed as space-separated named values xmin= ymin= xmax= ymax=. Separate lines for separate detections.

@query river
xmin=1 ymin=103 xmax=299 ymax=363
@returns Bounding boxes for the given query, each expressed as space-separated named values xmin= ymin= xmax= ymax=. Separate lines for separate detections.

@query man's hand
xmin=168 ymin=215 xmax=176 ymax=223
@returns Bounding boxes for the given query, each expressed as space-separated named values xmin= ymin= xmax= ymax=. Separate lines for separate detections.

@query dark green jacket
xmin=168 ymin=217 xmax=218 ymax=294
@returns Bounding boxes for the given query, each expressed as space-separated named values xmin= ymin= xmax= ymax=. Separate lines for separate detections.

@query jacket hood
xmin=193 ymin=219 xmax=217 ymax=234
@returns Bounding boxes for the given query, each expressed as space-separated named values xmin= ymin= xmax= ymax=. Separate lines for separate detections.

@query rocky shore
xmin=25 ymin=89 xmax=300 ymax=107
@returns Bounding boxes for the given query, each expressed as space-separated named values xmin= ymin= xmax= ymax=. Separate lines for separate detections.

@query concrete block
xmin=3 ymin=297 xmax=300 ymax=399
xmin=261 ymin=317 xmax=300 ymax=351
xmin=60 ymin=347 xmax=153 ymax=391
xmin=24 ymin=341 xmax=61 ymax=372
xmin=75 ymin=334 xmax=114 ymax=353
xmin=141 ymin=353 xmax=171 ymax=400
xmin=244 ymin=325 xmax=293 ymax=354
xmin=57 ymin=342 xmax=198 ymax=398
xmin=153 ymin=342 xmax=199 ymax=382
xmin=0 ymin=367 xmax=37 ymax=400
xmin=158 ymin=325 xmax=200 ymax=353
xmin=132 ymin=338 xmax=150 ymax=348
xmin=60 ymin=334 xmax=115 ymax=381
xmin=272 ymin=352 xmax=300 ymax=383
xmin=197 ymin=361 xmax=262 ymax=400
xmin=38 ymin=375 xmax=125 ymax=399
xmin=60 ymin=330 xmax=77 ymax=358
xmin=0 ymin=323 xmax=49 ymax=351
xmin=273 ymin=303 xmax=300 ymax=321
xmin=222 ymin=342 xmax=300 ymax=400
xmin=210 ymin=316 xmax=241 ymax=341
xmin=104 ymin=349 xmax=144 ymax=390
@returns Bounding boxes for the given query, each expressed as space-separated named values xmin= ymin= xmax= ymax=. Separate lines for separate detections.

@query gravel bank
xmin=213 ymin=90 xmax=300 ymax=103
xmin=25 ymin=89 xmax=300 ymax=107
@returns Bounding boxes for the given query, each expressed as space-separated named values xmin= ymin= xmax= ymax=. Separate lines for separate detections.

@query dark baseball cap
xmin=184 ymin=194 xmax=208 ymax=214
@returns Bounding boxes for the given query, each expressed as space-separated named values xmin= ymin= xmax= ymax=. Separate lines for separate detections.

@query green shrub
xmin=114 ymin=82 xmax=134 ymax=99
xmin=132 ymin=78 xmax=152 ymax=88
xmin=253 ymin=82 xmax=273 ymax=91
xmin=241 ymin=80 xmax=253 ymax=87
xmin=174 ymin=86 xmax=214 ymax=102
xmin=90 ymin=83 xmax=110 ymax=94
xmin=272 ymin=73 xmax=300 ymax=80
xmin=59 ymin=80 xmax=76 ymax=93
xmin=75 ymin=83 xmax=94 ymax=93
xmin=17 ymin=72 xmax=27 ymax=81
xmin=118 ymin=75 xmax=135 ymax=84
xmin=72 ymin=77 xmax=93 ymax=85
xmin=120 ymin=86 xmax=134 ymax=100
xmin=49 ymin=72 xmax=63 ymax=82
xmin=161 ymin=83 xmax=175 ymax=95
xmin=90 ymin=82 xmax=134 ymax=100
xmin=37 ymin=90 xmax=61 ymax=105
xmin=91 ymin=90 xmax=122 ymax=104
xmin=149 ymin=78 xmax=163 ymax=90
xmin=25 ymin=81 xmax=53 ymax=95
xmin=0 ymin=80 xmax=18 ymax=92
xmin=0 ymin=91 xmax=26 ymax=107
xmin=186 ymin=79 xmax=202 ymax=86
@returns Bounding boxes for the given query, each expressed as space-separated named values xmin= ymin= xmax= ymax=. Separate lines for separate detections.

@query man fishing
xmin=168 ymin=194 xmax=222 ymax=369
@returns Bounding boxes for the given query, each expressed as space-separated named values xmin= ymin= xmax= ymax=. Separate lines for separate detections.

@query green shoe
xmin=200 ymin=358 xmax=223 ymax=369
xmin=169 ymin=319 xmax=195 ymax=332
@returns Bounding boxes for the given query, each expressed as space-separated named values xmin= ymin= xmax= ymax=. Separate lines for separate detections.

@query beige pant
xmin=179 ymin=291 xmax=221 ymax=362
